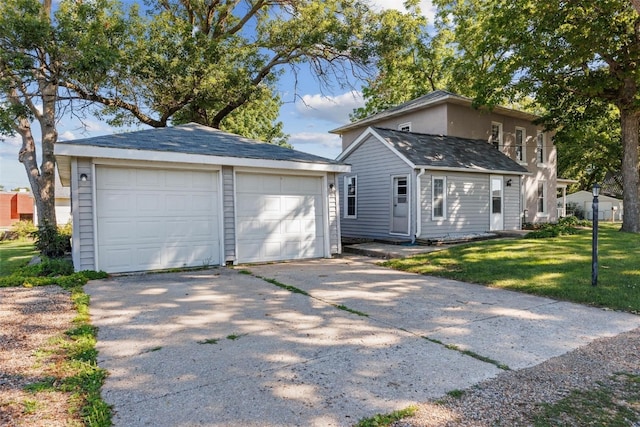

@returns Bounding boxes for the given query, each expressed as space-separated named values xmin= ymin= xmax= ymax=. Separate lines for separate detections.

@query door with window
xmin=391 ymin=176 xmax=409 ymax=235
xmin=490 ymin=176 xmax=503 ymax=231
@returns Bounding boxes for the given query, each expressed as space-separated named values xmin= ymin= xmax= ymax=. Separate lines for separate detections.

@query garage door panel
xmin=236 ymin=173 xmax=324 ymax=263
xmin=96 ymin=166 xmax=220 ymax=273
xmin=135 ymin=169 xmax=164 ymax=187
xmin=136 ymin=194 xmax=164 ymax=214
xmin=98 ymin=192 xmax=133 ymax=216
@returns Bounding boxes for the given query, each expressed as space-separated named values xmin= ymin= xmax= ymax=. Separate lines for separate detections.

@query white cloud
xmin=295 ymin=91 xmax=364 ymax=125
xmin=0 ymin=135 xmax=21 ymax=156
xmin=59 ymin=131 xmax=76 ymax=141
xmin=289 ymin=132 xmax=343 ymax=159
xmin=371 ymin=0 xmax=436 ymax=22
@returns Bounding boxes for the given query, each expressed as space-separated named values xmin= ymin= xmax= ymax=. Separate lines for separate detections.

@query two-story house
xmin=331 ymin=90 xmax=568 ymax=242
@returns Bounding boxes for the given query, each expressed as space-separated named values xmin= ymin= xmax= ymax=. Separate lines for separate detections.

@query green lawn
xmin=0 ymin=239 xmax=37 ymax=276
xmin=383 ymin=223 xmax=640 ymax=313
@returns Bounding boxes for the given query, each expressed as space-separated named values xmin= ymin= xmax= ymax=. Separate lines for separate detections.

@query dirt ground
xmin=0 ymin=286 xmax=80 ymax=426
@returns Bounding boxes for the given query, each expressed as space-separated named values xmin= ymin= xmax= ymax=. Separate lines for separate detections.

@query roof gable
xmin=368 ymin=127 xmax=529 ymax=175
xmin=330 ymin=90 xmax=539 ymax=134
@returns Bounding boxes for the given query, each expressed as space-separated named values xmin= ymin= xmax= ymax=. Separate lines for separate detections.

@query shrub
xmin=32 ymin=221 xmax=71 ymax=258
xmin=7 ymin=220 xmax=37 ymax=240
xmin=525 ymin=216 xmax=589 ymax=239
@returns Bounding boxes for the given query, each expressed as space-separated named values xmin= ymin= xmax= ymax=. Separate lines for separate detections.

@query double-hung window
xmin=491 ymin=122 xmax=502 ymax=150
xmin=537 ymin=131 xmax=545 ymax=164
xmin=515 ymin=127 xmax=525 ymax=163
xmin=432 ymin=176 xmax=446 ymax=219
xmin=344 ymin=175 xmax=357 ymax=218
xmin=537 ymin=181 xmax=546 ymax=214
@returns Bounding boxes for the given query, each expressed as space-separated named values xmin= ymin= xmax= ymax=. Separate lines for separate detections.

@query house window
xmin=398 ymin=122 xmax=412 ymax=132
xmin=537 ymin=181 xmax=546 ymax=214
xmin=344 ymin=175 xmax=357 ymax=218
xmin=432 ymin=176 xmax=446 ymax=219
xmin=491 ymin=122 xmax=502 ymax=150
xmin=515 ymin=127 xmax=525 ymax=162
xmin=537 ymin=131 xmax=545 ymax=164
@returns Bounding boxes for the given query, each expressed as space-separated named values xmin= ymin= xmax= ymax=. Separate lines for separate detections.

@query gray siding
xmin=340 ymin=135 xmax=413 ymax=240
xmin=76 ymin=158 xmax=95 ymax=271
xmin=327 ymin=173 xmax=341 ymax=254
xmin=420 ymin=172 xmax=490 ymax=237
xmin=504 ymin=176 xmax=522 ymax=230
xmin=222 ymin=166 xmax=236 ymax=262
xmin=419 ymin=172 xmax=523 ymax=237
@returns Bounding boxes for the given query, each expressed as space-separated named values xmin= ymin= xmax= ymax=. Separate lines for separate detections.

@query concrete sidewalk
xmin=88 ymin=258 xmax=640 ymax=426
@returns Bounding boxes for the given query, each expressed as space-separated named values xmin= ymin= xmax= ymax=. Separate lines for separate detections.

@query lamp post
xmin=592 ymin=183 xmax=601 ymax=286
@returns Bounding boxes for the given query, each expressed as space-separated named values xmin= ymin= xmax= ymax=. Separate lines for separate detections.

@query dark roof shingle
xmin=372 ymin=127 xmax=529 ymax=174
xmin=59 ymin=122 xmax=341 ymax=165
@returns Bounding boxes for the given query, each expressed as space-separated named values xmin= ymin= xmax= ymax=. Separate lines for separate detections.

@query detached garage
xmin=55 ymin=123 xmax=349 ymax=273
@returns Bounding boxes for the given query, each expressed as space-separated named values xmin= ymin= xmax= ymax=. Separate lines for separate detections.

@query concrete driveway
xmin=87 ymin=256 xmax=640 ymax=426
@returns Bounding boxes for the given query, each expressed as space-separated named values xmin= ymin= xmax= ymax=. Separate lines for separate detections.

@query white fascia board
xmin=54 ymin=143 xmax=351 ymax=173
xmin=337 ymin=127 xmax=416 ymax=169
xmin=415 ymin=165 xmax=532 ymax=176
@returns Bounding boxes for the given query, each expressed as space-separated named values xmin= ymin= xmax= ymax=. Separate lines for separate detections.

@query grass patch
xmin=422 ymin=336 xmax=509 ymax=370
xmin=446 ymin=389 xmax=465 ymax=399
xmin=333 ymin=304 xmax=369 ymax=317
xmin=0 ymin=239 xmax=38 ymax=274
xmin=383 ymin=223 xmax=640 ymax=313
xmin=531 ymin=372 xmax=640 ymax=426
xmin=197 ymin=338 xmax=220 ymax=345
xmin=226 ymin=333 xmax=247 ymax=340
xmin=355 ymin=406 xmax=417 ymax=427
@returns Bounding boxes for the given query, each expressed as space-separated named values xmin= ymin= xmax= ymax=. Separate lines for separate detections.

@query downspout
xmin=415 ymin=168 xmax=426 ymax=243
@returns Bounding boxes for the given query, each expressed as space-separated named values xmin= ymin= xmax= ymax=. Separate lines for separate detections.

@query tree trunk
xmin=619 ymin=107 xmax=640 ymax=232
xmin=17 ymin=117 xmax=57 ymax=226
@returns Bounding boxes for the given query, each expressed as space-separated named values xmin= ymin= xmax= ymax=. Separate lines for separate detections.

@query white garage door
xmin=236 ymin=173 xmax=325 ymax=263
xmin=96 ymin=166 xmax=220 ymax=273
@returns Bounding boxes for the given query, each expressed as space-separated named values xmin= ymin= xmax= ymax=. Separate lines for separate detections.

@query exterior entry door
xmin=391 ymin=176 xmax=409 ymax=235
xmin=490 ymin=176 xmax=504 ymax=231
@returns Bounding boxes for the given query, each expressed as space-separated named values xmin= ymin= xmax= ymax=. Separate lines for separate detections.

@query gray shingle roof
xmin=372 ymin=127 xmax=529 ymax=174
xmin=59 ymin=122 xmax=341 ymax=165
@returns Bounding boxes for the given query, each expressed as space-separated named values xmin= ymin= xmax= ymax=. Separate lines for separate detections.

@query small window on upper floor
xmin=537 ymin=131 xmax=546 ymax=164
xmin=398 ymin=122 xmax=412 ymax=132
xmin=515 ymin=127 xmax=525 ymax=163
xmin=491 ymin=122 xmax=502 ymax=150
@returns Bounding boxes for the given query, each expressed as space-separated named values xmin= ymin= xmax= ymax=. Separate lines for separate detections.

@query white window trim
xmin=432 ymin=176 xmax=447 ymax=220
xmin=491 ymin=122 xmax=503 ymax=150
xmin=537 ymin=180 xmax=549 ymax=217
xmin=398 ymin=122 xmax=412 ymax=132
xmin=536 ymin=131 xmax=547 ymax=166
xmin=515 ymin=127 xmax=526 ymax=164
xmin=344 ymin=175 xmax=357 ymax=218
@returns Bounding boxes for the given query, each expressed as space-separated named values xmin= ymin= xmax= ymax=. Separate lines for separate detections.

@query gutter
xmin=415 ymin=168 xmax=426 ymax=243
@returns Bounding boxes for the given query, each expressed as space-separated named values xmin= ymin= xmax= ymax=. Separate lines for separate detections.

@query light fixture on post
xmin=592 ymin=183 xmax=601 ymax=286
xmin=80 ymin=173 xmax=88 ymax=182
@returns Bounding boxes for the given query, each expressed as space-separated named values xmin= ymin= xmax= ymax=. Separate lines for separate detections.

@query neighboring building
xmin=331 ymin=90 xmax=565 ymax=241
xmin=0 ymin=190 xmax=34 ymax=229
xmin=566 ymin=190 xmax=623 ymax=221
xmin=55 ymin=123 xmax=349 ymax=274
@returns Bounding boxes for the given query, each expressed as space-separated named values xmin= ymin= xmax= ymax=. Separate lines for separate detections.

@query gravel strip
xmin=0 ymin=286 xmax=77 ymax=427
xmin=394 ymin=326 xmax=640 ymax=426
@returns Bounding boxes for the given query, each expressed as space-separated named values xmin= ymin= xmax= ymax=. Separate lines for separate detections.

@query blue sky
xmin=0 ymin=0 xmax=434 ymax=190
